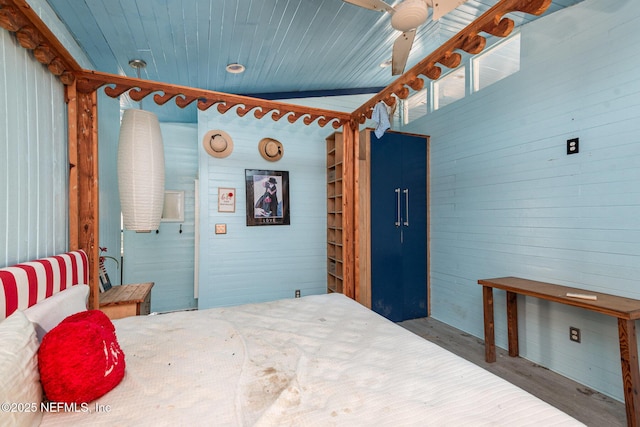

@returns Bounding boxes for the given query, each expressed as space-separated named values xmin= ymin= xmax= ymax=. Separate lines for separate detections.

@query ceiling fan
xmin=343 ymin=0 xmax=468 ymax=75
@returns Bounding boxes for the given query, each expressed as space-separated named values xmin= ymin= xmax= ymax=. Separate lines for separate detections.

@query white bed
xmin=0 ymin=252 xmax=583 ymax=426
xmin=42 ymin=293 xmax=583 ymax=426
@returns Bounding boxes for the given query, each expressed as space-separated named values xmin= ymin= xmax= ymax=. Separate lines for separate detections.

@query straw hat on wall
xmin=258 ymin=138 xmax=283 ymax=162
xmin=203 ymin=130 xmax=234 ymax=158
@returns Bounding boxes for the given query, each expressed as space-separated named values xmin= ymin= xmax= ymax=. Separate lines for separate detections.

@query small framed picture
xmin=218 ymin=188 xmax=236 ymax=212
xmin=245 ymin=169 xmax=290 ymax=226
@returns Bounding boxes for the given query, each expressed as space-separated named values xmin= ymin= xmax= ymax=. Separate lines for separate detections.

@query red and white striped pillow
xmin=0 ymin=250 xmax=88 ymax=320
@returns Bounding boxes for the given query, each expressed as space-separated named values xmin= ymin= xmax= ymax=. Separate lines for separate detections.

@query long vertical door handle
xmin=403 ymin=188 xmax=409 ymax=226
xmin=395 ymin=188 xmax=401 ymax=227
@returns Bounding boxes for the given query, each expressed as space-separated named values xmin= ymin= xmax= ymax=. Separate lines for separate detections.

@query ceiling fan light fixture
xmin=226 ymin=63 xmax=245 ymax=74
xmin=390 ymin=0 xmax=429 ymax=32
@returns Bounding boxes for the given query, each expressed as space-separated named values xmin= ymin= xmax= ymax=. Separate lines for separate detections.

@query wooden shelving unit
xmin=326 ymin=132 xmax=344 ymax=294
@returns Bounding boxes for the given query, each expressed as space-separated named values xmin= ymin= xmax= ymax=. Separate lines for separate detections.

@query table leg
xmin=506 ymin=291 xmax=519 ymax=357
xmin=482 ymin=286 xmax=496 ymax=363
xmin=617 ymin=318 xmax=639 ymax=427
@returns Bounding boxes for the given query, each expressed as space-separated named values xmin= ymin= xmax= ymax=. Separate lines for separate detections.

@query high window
xmin=473 ymin=33 xmax=521 ymax=92
xmin=433 ymin=66 xmax=466 ymax=111
xmin=402 ymin=32 xmax=521 ymax=123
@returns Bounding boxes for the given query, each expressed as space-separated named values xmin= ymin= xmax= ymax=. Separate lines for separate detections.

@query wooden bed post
xmin=341 ymin=121 xmax=357 ymax=299
xmin=67 ymin=81 xmax=79 ymax=251
xmin=67 ymin=84 xmax=100 ymax=310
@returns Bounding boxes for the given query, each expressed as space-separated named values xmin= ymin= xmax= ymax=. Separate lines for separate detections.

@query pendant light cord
xmin=136 ymin=66 xmax=143 ymax=110
xmin=129 ymin=59 xmax=147 ymax=110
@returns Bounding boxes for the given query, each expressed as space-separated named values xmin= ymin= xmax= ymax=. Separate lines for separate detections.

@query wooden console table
xmin=478 ymin=277 xmax=640 ymax=427
xmin=99 ymin=282 xmax=153 ymax=320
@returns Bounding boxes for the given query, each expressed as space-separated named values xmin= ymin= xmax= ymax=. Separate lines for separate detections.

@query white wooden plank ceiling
xmin=45 ymin=0 xmax=584 ymax=121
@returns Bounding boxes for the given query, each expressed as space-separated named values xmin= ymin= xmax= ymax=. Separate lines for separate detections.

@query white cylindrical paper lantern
xmin=117 ymin=109 xmax=165 ymax=232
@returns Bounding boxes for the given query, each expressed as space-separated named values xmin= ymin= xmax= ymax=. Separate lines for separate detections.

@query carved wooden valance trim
xmin=351 ymin=0 xmax=552 ymax=124
xmin=76 ymin=70 xmax=351 ymax=129
xmin=0 ymin=0 xmax=81 ymax=85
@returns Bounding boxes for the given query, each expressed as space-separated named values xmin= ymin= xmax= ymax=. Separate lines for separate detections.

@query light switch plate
xmin=215 ymin=224 xmax=227 ymax=234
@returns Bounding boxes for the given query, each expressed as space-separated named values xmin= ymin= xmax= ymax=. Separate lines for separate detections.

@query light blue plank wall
xmin=122 ymin=122 xmax=198 ymax=313
xmin=98 ymin=94 xmax=122 ymax=284
xmin=197 ymin=109 xmax=329 ymax=308
xmin=0 ymin=30 xmax=67 ymax=265
xmin=0 ymin=0 xmax=92 ymax=266
xmin=401 ymin=0 xmax=640 ymax=402
xmin=116 ymin=95 xmax=365 ymax=311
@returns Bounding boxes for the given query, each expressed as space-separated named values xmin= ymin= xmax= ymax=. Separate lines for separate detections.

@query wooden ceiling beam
xmin=74 ymin=70 xmax=351 ymax=129
xmin=351 ymin=0 xmax=553 ymax=123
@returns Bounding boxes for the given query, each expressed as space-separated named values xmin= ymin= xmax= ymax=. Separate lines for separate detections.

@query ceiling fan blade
xmin=392 ymin=29 xmax=416 ymax=76
xmin=429 ymin=0 xmax=468 ymax=21
xmin=343 ymin=0 xmax=395 ymax=13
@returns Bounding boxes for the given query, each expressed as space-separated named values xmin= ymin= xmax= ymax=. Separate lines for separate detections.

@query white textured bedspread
xmin=41 ymin=293 xmax=582 ymax=426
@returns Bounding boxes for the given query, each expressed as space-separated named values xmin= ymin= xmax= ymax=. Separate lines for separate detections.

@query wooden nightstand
xmin=99 ymin=282 xmax=153 ymax=320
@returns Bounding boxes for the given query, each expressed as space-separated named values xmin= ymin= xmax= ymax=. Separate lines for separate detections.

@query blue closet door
xmin=400 ymin=136 xmax=427 ymax=320
xmin=370 ymin=131 xmax=427 ymax=322
xmin=370 ymin=133 xmax=404 ymax=321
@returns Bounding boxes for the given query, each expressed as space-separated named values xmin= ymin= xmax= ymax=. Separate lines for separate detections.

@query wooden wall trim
xmin=351 ymin=0 xmax=553 ymax=123
xmin=341 ymin=121 xmax=357 ymax=299
xmin=0 ymin=0 xmax=81 ymax=84
xmin=357 ymin=129 xmax=372 ymax=308
xmin=353 ymin=127 xmax=361 ymax=303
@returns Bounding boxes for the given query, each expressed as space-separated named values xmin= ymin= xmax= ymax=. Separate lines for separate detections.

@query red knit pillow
xmin=38 ymin=310 xmax=125 ymax=403
xmin=58 ymin=309 xmax=116 ymax=333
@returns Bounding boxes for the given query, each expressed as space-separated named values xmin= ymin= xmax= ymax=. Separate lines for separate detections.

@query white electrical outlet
xmin=570 ymin=327 xmax=581 ymax=343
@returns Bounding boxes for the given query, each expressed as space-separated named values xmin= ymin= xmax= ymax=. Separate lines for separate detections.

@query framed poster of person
xmin=245 ymin=169 xmax=290 ymax=226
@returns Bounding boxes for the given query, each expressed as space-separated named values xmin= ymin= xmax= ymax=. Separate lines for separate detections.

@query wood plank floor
xmin=398 ymin=317 xmax=627 ymax=427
